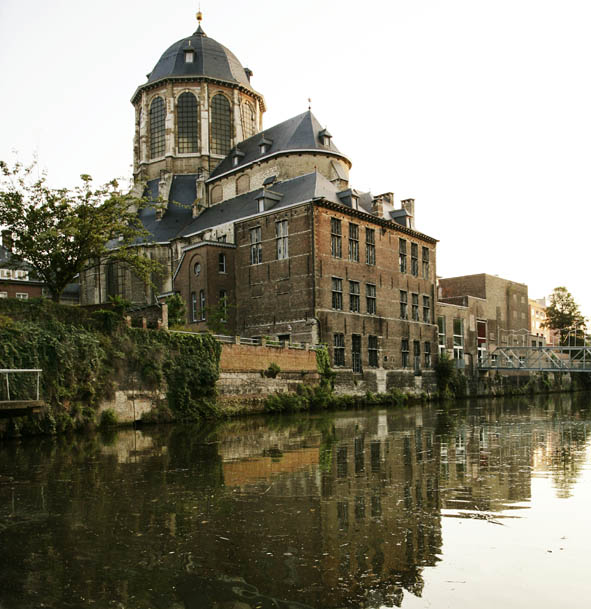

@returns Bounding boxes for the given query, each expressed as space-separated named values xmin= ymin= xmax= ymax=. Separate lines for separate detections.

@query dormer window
xmin=184 ymin=49 xmax=195 ymax=63
xmin=232 ymin=147 xmax=245 ymax=167
xmin=258 ymin=136 xmax=272 ymax=156
xmin=319 ymin=128 xmax=332 ymax=147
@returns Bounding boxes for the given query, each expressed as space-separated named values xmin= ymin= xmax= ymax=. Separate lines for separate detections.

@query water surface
xmin=1 ymin=394 xmax=590 ymax=608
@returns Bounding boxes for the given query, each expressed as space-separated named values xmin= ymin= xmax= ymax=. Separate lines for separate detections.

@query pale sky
xmin=2 ymin=0 xmax=590 ymax=317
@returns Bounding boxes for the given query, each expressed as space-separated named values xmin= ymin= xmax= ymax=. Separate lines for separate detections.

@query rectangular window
xmin=331 ymin=277 xmax=343 ymax=310
xmin=276 ymin=219 xmax=289 ymax=260
xmin=219 ymin=289 xmax=228 ymax=322
xmin=401 ymin=339 xmax=409 ymax=368
xmin=365 ymin=228 xmax=375 ymax=265
xmin=423 ymin=295 xmax=430 ymax=323
xmin=453 ymin=318 xmax=464 ymax=360
xmin=0 ymin=291 xmax=7 ymax=298
xmin=334 ymin=333 xmax=345 ymax=367
xmin=411 ymin=243 xmax=419 ymax=277
xmin=366 ymin=283 xmax=376 ymax=315
xmin=191 ymin=291 xmax=197 ymax=322
xmin=331 ymin=218 xmax=342 ymax=258
xmin=437 ymin=316 xmax=446 ymax=355
xmin=413 ymin=341 xmax=421 ymax=374
xmin=368 ymin=335 xmax=378 ymax=367
xmin=412 ymin=293 xmax=419 ymax=321
xmin=424 ymin=341 xmax=432 ymax=368
xmin=249 ymin=227 xmax=262 ymax=265
xmin=352 ymin=334 xmax=362 ymax=372
xmin=15 ymin=292 xmax=28 ymax=300
xmin=400 ymin=290 xmax=408 ymax=319
xmin=399 ymin=238 xmax=407 ymax=273
xmin=349 ymin=280 xmax=360 ymax=312
xmin=477 ymin=320 xmax=487 ymax=363
xmin=422 ymin=247 xmax=430 ymax=279
xmin=218 ymin=252 xmax=226 ymax=273
xmin=348 ymin=223 xmax=359 ymax=262
xmin=199 ymin=290 xmax=206 ymax=321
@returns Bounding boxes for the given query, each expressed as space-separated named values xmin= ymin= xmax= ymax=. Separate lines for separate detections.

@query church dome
xmin=146 ymin=25 xmax=253 ymax=89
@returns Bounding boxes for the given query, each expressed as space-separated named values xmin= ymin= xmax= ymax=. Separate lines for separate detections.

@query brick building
xmin=437 ymin=273 xmax=530 ymax=367
xmin=79 ymin=13 xmax=439 ymax=375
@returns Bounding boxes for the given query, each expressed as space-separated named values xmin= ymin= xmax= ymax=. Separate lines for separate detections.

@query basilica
xmin=80 ymin=13 xmax=439 ymax=374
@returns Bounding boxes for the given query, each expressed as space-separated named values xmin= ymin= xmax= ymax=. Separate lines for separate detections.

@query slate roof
xmin=135 ymin=172 xmax=342 ymax=244
xmin=208 ymin=111 xmax=349 ymax=180
xmin=145 ymin=26 xmax=253 ymax=89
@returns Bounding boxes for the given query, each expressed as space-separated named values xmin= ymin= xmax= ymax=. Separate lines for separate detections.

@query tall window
xmin=399 ymin=238 xmax=407 ymax=273
xmin=366 ymin=283 xmax=376 ymax=314
xmin=400 ymin=290 xmax=408 ymax=319
xmin=352 ymin=334 xmax=362 ymax=373
xmin=241 ymin=101 xmax=256 ymax=139
xmin=412 ymin=293 xmax=419 ymax=321
xmin=437 ymin=316 xmax=446 ymax=355
xmin=219 ymin=289 xmax=228 ymax=322
xmin=422 ymin=247 xmax=430 ymax=279
xmin=413 ymin=341 xmax=421 ymax=374
xmin=401 ymin=339 xmax=409 ymax=368
xmin=331 ymin=277 xmax=343 ymax=310
xmin=368 ymin=336 xmax=378 ymax=368
xmin=218 ymin=253 xmax=226 ymax=273
xmin=334 ymin=333 xmax=345 ymax=367
xmin=411 ymin=243 xmax=419 ymax=277
xmin=199 ymin=290 xmax=206 ymax=321
xmin=276 ymin=220 xmax=288 ymax=260
xmin=423 ymin=296 xmax=431 ymax=323
xmin=210 ymin=94 xmax=231 ymax=155
xmin=191 ymin=291 xmax=197 ymax=322
xmin=453 ymin=318 xmax=464 ymax=360
xmin=250 ymin=227 xmax=262 ymax=264
xmin=424 ymin=342 xmax=432 ymax=368
xmin=149 ymin=96 xmax=165 ymax=158
xmin=330 ymin=218 xmax=342 ymax=258
xmin=348 ymin=223 xmax=359 ymax=262
xmin=366 ymin=228 xmax=376 ymax=265
xmin=349 ymin=281 xmax=360 ymax=312
xmin=177 ymin=92 xmax=199 ymax=153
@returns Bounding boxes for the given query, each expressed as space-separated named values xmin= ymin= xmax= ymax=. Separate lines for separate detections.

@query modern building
xmin=437 ymin=273 xmax=530 ymax=367
xmin=80 ymin=13 xmax=439 ymax=376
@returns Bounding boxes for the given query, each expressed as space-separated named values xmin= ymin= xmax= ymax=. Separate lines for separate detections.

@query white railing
xmin=0 ymin=369 xmax=42 ymax=403
xmin=169 ymin=330 xmax=322 ymax=351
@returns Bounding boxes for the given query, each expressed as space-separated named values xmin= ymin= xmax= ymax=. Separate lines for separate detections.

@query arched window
xmin=177 ymin=92 xmax=199 ymax=153
xmin=241 ymin=101 xmax=256 ymax=139
xmin=149 ymin=96 xmax=165 ymax=159
xmin=210 ymin=184 xmax=223 ymax=204
xmin=210 ymin=94 xmax=231 ymax=155
xmin=199 ymin=289 xmax=206 ymax=321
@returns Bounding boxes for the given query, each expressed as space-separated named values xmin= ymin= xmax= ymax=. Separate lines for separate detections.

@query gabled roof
xmin=208 ymin=111 xmax=349 ymax=180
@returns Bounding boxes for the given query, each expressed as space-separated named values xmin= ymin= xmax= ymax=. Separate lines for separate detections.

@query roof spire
xmin=194 ymin=4 xmax=205 ymax=36
xmin=308 ymin=97 xmax=312 ymax=111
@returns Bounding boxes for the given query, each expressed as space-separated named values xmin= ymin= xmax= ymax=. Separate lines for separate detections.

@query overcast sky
xmin=2 ymin=0 xmax=590 ymax=317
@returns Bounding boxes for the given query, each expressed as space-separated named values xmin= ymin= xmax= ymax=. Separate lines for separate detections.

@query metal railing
xmin=479 ymin=346 xmax=591 ymax=372
xmin=169 ymin=330 xmax=323 ymax=351
xmin=0 ymin=369 xmax=42 ymax=403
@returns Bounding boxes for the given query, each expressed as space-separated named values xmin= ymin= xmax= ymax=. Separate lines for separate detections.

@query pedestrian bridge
xmin=478 ymin=346 xmax=591 ymax=372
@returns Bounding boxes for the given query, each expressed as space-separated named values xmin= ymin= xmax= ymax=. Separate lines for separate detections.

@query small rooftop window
xmin=259 ymin=135 xmax=273 ymax=155
xmin=184 ymin=50 xmax=195 ymax=63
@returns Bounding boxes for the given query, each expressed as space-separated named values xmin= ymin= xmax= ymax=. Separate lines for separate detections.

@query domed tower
xmin=131 ymin=12 xmax=265 ymax=184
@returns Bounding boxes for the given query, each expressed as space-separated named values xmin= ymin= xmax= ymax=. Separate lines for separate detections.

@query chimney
xmin=401 ymin=198 xmax=415 ymax=229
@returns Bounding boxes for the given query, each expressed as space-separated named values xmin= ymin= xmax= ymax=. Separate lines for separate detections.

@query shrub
xmin=99 ymin=408 xmax=118 ymax=427
xmin=264 ymin=362 xmax=281 ymax=378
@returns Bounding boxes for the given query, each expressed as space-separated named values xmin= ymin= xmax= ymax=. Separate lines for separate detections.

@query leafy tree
xmin=0 ymin=159 xmax=161 ymax=302
xmin=165 ymin=293 xmax=187 ymax=327
xmin=542 ymin=287 xmax=587 ymax=345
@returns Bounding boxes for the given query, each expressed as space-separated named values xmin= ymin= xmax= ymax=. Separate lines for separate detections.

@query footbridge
xmin=478 ymin=346 xmax=591 ymax=372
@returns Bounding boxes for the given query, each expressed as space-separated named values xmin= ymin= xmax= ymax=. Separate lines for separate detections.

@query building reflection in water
xmin=0 ymin=396 xmax=590 ymax=608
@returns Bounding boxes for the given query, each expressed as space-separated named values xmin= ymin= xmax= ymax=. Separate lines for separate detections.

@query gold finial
xmin=196 ymin=10 xmax=203 ymax=22
xmin=308 ymin=97 xmax=312 ymax=110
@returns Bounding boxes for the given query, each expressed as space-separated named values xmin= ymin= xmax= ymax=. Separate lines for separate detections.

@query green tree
xmin=0 ymin=159 xmax=161 ymax=302
xmin=542 ymin=287 xmax=587 ymax=345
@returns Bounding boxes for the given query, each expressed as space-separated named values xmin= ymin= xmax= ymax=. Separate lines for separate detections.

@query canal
xmin=1 ymin=394 xmax=591 ymax=608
